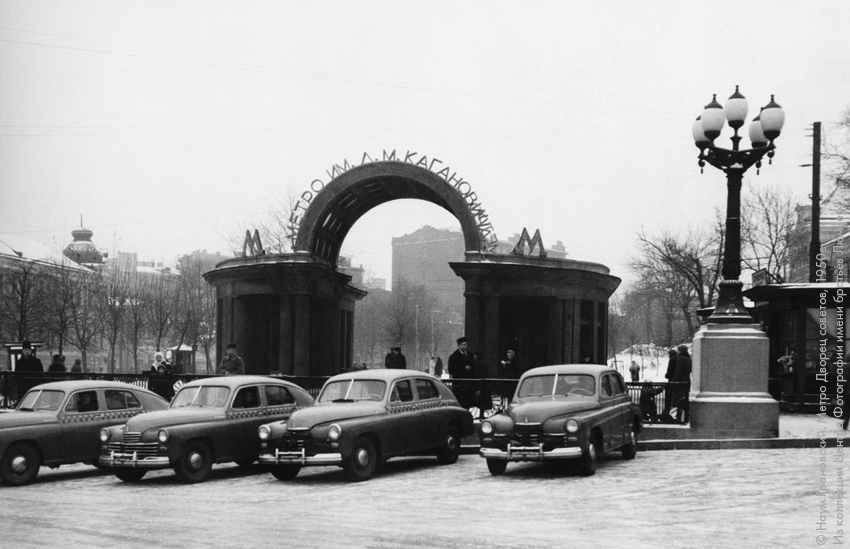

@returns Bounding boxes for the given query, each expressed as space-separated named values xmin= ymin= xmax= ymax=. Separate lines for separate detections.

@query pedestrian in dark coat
xmin=384 ymin=347 xmax=407 ymax=369
xmin=662 ymin=348 xmax=678 ymax=419
xmin=448 ymin=337 xmax=474 ymax=378
xmin=48 ymin=354 xmax=66 ymax=372
xmin=448 ymin=337 xmax=475 ymax=409
xmin=672 ymin=345 xmax=692 ymax=423
xmin=15 ymin=341 xmax=44 ymax=397
xmin=16 ymin=341 xmax=43 ymax=372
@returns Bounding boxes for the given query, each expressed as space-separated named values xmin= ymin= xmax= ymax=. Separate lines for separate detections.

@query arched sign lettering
xmin=291 ymin=150 xmax=498 ymax=266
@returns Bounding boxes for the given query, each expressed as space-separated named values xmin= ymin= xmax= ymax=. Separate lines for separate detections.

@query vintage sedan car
xmin=99 ymin=375 xmax=313 ymax=483
xmin=258 ymin=370 xmax=474 ymax=482
xmin=478 ymin=364 xmax=641 ymax=476
xmin=0 ymin=380 xmax=169 ymax=486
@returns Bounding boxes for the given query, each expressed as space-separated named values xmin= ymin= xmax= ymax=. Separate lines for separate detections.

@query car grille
xmin=281 ymin=433 xmax=308 ymax=452
xmin=511 ymin=423 xmax=568 ymax=449
xmin=123 ymin=432 xmax=142 ymax=444
xmin=512 ymin=423 xmax=542 ymax=446
xmin=107 ymin=432 xmax=160 ymax=457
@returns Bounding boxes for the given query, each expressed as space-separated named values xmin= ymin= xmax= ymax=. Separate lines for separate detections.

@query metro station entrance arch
xmin=204 ymin=153 xmax=620 ymax=376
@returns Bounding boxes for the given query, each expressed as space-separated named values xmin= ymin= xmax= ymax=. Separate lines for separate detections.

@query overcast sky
xmin=2 ymin=1 xmax=849 ymax=290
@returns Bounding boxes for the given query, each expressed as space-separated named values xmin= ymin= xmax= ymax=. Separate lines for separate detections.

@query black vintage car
xmin=258 ymin=370 xmax=474 ymax=482
xmin=0 ymin=380 xmax=168 ymax=486
xmin=478 ymin=364 xmax=641 ymax=476
xmin=99 ymin=376 xmax=313 ymax=483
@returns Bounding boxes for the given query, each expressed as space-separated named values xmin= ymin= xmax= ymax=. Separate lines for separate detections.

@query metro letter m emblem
xmin=242 ymin=229 xmax=265 ymax=257
xmin=511 ymin=228 xmax=547 ymax=257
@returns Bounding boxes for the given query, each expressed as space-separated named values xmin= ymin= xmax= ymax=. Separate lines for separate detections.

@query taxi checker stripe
xmin=59 ymin=410 xmax=136 ymax=423
xmin=388 ymin=400 xmax=450 ymax=414
xmin=225 ymin=406 xmax=297 ymax=420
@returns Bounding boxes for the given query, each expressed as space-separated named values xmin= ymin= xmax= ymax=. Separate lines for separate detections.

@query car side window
xmin=601 ymin=376 xmax=614 ymax=398
xmin=233 ymin=386 xmax=260 ymax=409
xmin=391 ymin=380 xmax=414 ymax=403
xmin=265 ymin=385 xmax=295 ymax=406
xmin=66 ymin=391 xmax=99 ymax=413
xmin=415 ymin=379 xmax=439 ymax=400
xmin=610 ymin=375 xmax=626 ymax=396
xmin=105 ymin=390 xmax=141 ymax=410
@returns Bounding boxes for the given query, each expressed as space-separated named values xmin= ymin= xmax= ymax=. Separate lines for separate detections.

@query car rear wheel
xmin=0 ymin=442 xmax=41 ymax=486
xmin=114 ymin=468 xmax=147 ymax=482
xmin=270 ymin=465 xmax=301 ymax=480
xmin=621 ymin=423 xmax=638 ymax=460
xmin=435 ymin=426 xmax=461 ymax=465
xmin=343 ymin=437 xmax=378 ymax=482
xmin=486 ymin=458 xmax=507 ymax=476
xmin=579 ymin=435 xmax=599 ymax=476
xmin=174 ymin=441 xmax=213 ymax=484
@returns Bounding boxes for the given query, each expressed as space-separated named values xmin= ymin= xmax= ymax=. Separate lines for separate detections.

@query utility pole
xmin=809 ymin=121 xmax=821 ymax=283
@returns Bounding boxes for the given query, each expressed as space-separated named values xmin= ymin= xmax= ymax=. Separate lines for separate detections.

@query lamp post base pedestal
xmin=689 ymin=322 xmax=779 ymax=439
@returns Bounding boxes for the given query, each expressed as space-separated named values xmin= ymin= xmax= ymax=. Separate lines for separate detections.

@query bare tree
xmin=146 ymin=272 xmax=175 ymax=353
xmin=42 ymin=260 xmax=87 ymax=356
xmin=0 ymin=260 xmax=50 ymax=342
xmin=382 ymin=277 xmax=437 ymax=366
xmin=123 ymin=271 xmax=151 ymax=373
xmin=172 ymin=251 xmax=223 ymax=373
xmin=824 ymin=107 xmax=850 ymax=189
xmin=226 ymin=191 xmax=301 ymax=256
xmin=101 ymin=263 xmax=133 ymax=373
xmin=741 ymin=180 xmax=797 ymax=283
xmin=354 ymin=291 xmax=385 ymax=367
xmin=631 ymin=225 xmax=723 ymax=336
xmin=67 ymin=270 xmax=103 ymax=372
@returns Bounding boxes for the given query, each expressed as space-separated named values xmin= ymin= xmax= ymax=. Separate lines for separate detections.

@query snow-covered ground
xmin=608 ymin=343 xmax=690 ymax=382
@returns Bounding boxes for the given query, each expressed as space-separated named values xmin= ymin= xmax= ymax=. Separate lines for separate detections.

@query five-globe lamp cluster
xmin=692 ymin=86 xmax=786 ymax=173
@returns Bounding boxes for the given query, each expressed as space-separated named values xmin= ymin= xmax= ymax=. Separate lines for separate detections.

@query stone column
xmin=293 ymin=295 xmax=311 ymax=376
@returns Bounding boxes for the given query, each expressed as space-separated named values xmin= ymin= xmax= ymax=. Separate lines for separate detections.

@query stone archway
xmin=205 ymin=154 xmax=620 ymax=377
xmin=294 ymin=160 xmax=489 ymax=266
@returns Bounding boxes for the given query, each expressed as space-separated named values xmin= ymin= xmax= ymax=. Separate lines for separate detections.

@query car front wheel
xmin=621 ymin=423 xmax=638 ymax=460
xmin=174 ymin=441 xmax=213 ymax=484
xmin=486 ymin=458 xmax=507 ymax=476
xmin=115 ymin=468 xmax=147 ymax=483
xmin=579 ymin=436 xmax=599 ymax=476
xmin=435 ymin=426 xmax=461 ymax=465
xmin=0 ymin=442 xmax=41 ymax=486
xmin=343 ymin=437 xmax=378 ymax=482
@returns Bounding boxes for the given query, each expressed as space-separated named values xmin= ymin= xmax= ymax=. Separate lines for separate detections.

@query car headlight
xmin=480 ymin=421 xmax=494 ymax=435
xmin=328 ymin=423 xmax=342 ymax=441
xmin=99 ymin=429 xmax=110 ymax=443
xmin=565 ymin=419 xmax=580 ymax=433
xmin=157 ymin=429 xmax=169 ymax=443
xmin=258 ymin=425 xmax=271 ymax=441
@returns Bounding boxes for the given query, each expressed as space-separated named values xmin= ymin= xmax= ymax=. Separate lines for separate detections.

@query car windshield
xmin=318 ymin=379 xmax=387 ymax=403
xmin=18 ymin=389 xmax=65 ymax=411
xmin=171 ymin=386 xmax=231 ymax=408
xmin=517 ymin=374 xmax=596 ymax=398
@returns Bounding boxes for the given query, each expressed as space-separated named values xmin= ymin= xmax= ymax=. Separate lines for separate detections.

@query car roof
xmin=519 ymin=364 xmax=618 ymax=378
xmin=26 ymin=379 xmax=161 ymax=393
xmin=328 ymin=369 xmax=441 ymax=382
xmin=181 ymin=375 xmax=303 ymax=390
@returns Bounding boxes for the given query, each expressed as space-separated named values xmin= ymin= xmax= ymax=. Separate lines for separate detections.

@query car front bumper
xmin=99 ymin=450 xmax=171 ymax=469
xmin=480 ymin=444 xmax=582 ymax=461
xmin=258 ymin=448 xmax=342 ymax=467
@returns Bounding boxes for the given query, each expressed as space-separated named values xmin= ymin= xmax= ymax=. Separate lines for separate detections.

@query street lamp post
xmin=692 ymin=86 xmax=785 ymax=323
xmin=687 ymin=86 xmax=784 ymax=439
